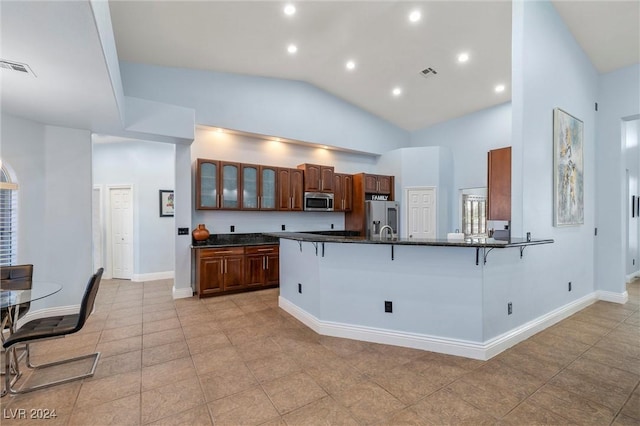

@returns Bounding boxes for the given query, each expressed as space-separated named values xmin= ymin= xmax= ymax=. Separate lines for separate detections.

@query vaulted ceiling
xmin=1 ymin=1 xmax=638 ymax=135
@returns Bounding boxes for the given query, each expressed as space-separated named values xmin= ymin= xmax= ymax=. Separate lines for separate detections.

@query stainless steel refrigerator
xmin=365 ymin=200 xmax=399 ymax=239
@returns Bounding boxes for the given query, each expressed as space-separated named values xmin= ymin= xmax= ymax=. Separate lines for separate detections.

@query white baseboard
xmin=279 ymin=292 xmax=598 ymax=361
xmin=132 ymin=271 xmax=174 ymax=282
xmin=172 ymin=286 xmax=193 ymax=300
xmin=625 ymin=271 xmax=640 ymax=283
xmin=482 ymin=292 xmax=597 ymax=359
xmin=597 ymin=290 xmax=629 ymax=304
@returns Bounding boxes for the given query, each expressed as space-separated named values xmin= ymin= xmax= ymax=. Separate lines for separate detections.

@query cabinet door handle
xmin=216 ymin=251 xmax=233 ymax=254
xmin=224 ymin=259 xmax=227 ymax=273
xmin=257 ymin=248 xmax=272 ymax=252
xmin=266 ymin=256 xmax=269 ymax=269
xmin=220 ymin=260 xmax=223 ymax=274
xmin=262 ymin=256 xmax=266 ymax=270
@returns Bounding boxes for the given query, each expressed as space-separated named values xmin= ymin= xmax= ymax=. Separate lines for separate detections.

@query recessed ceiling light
xmin=457 ymin=52 xmax=469 ymax=63
xmin=495 ymin=84 xmax=506 ymax=93
xmin=287 ymin=44 xmax=298 ymax=54
xmin=284 ymin=4 xmax=296 ymax=16
xmin=392 ymin=87 xmax=402 ymax=97
xmin=346 ymin=60 xmax=356 ymax=71
xmin=409 ymin=10 xmax=421 ymax=23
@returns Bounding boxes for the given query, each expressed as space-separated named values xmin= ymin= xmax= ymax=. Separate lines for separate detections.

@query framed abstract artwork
xmin=553 ymin=108 xmax=584 ymax=226
xmin=159 ymin=190 xmax=174 ymax=217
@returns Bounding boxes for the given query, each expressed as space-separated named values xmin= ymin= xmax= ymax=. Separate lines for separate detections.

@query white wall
xmin=120 ymin=62 xmax=409 ymax=156
xmin=510 ymin=0 xmax=599 ymax=318
xmin=410 ymin=102 xmax=512 ymax=229
xmin=1 ymin=114 xmax=93 ymax=310
xmin=191 ymin=127 xmax=378 ymax=234
xmin=378 ymin=147 xmax=453 ymax=238
xmin=596 ymin=64 xmax=640 ymax=293
xmin=93 ymin=138 xmax=175 ymax=278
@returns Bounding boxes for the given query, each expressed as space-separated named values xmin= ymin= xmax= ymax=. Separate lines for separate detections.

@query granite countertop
xmin=191 ymin=233 xmax=280 ymax=248
xmin=264 ymin=231 xmax=554 ymax=248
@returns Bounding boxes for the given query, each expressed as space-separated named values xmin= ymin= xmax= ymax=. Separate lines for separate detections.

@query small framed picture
xmin=159 ymin=190 xmax=174 ymax=217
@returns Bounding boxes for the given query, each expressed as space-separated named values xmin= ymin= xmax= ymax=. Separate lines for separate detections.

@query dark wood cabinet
xmin=195 ymin=245 xmax=279 ymax=298
xmin=195 ymin=247 xmax=245 ymax=296
xmin=298 ymin=164 xmax=334 ymax=193
xmin=334 ymin=173 xmax=353 ymax=212
xmin=241 ymin=165 xmax=278 ymax=210
xmin=245 ymin=245 xmax=279 ymax=287
xmin=260 ymin=166 xmax=278 ymax=210
xmin=346 ymin=173 xmax=395 ymax=236
xmin=220 ymin=162 xmax=241 ymax=209
xmin=278 ymin=168 xmax=304 ymax=211
xmin=196 ymin=159 xmax=241 ymax=210
xmin=364 ymin=174 xmax=392 ymax=194
xmin=487 ymin=147 xmax=511 ymax=220
xmin=196 ymin=159 xmax=220 ymax=209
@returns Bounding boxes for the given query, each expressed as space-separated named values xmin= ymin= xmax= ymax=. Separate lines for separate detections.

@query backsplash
xmin=192 ymin=210 xmax=345 ymax=234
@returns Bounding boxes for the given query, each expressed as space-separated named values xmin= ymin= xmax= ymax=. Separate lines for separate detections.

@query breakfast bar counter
xmin=269 ymin=232 xmax=567 ymax=360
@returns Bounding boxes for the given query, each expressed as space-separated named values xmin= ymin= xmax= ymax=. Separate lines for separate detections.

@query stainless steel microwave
xmin=304 ymin=192 xmax=334 ymax=211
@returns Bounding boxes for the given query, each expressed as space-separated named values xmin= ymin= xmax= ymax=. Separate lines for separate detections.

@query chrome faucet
xmin=379 ymin=225 xmax=393 ymax=240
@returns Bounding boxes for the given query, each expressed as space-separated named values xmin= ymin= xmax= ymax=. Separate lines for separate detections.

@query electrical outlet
xmin=568 ymin=281 xmax=572 ymax=291
xmin=282 ymin=224 xmax=286 ymax=231
xmin=384 ymin=301 xmax=393 ymax=313
xmin=507 ymin=302 xmax=513 ymax=315
xmin=178 ymin=228 xmax=189 ymax=235
xmin=230 ymin=225 xmax=235 ymax=232
xmin=298 ymin=283 xmax=302 ymax=294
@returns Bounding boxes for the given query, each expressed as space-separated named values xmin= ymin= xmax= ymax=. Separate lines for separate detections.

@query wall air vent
xmin=0 ymin=59 xmax=37 ymax=77
xmin=420 ymin=67 xmax=438 ymax=78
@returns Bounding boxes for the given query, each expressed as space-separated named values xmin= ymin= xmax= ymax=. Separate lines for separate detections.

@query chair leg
xmin=4 ymin=343 xmax=100 ymax=396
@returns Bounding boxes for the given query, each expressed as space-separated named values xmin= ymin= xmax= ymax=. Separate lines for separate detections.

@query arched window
xmin=0 ymin=163 xmax=18 ymax=266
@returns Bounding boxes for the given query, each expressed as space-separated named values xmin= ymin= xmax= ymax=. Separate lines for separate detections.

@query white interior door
xmin=406 ymin=187 xmax=436 ymax=239
xmin=110 ymin=187 xmax=133 ymax=279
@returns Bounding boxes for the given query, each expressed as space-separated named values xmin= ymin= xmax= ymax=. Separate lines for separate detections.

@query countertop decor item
xmin=192 ymin=224 xmax=210 ymax=241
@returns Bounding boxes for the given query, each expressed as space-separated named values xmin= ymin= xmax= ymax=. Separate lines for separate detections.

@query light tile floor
xmin=1 ymin=279 xmax=638 ymax=425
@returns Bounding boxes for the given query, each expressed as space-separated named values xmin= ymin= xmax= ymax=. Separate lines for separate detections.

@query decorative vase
xmin=192 ymin=224 xmax=210 ymax=241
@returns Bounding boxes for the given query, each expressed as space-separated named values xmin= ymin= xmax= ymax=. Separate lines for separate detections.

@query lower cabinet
xmin=195 ymin=245 xmax=279 ymax=297
xmin=245 ymin=246 xmax=280 ymax=287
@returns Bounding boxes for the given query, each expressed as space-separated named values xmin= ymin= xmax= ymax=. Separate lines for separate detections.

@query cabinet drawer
xmin=199 ymin=247 xmax=245 ymax=257
xmin=245 ymin=245 xmax=279 ymax=255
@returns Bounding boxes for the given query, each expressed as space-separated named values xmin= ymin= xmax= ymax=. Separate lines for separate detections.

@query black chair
xmin=2 ymin=268 xmax=103 ymax=396
xmin=1 ymin=264 xmax=34 ymax=342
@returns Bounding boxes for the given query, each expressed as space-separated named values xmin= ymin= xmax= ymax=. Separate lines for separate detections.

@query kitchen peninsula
xmin=268 ymin=232 xmax=559 ymax=360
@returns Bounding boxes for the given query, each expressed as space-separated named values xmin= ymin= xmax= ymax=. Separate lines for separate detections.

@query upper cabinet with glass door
xmin=196 ymin=159 xmax=241 ymax=210
xmin=196 ymin=159 xmax=219 ymax=209
xmin=197 ymin=159 xmax=278 ymax=211
xmin=241 ymin=164 xmax=278 ymax=210
xmin=221 ymin=162 xmax=241 ymax=209
xmin=260 ymin=166 xmax=277 ymax=210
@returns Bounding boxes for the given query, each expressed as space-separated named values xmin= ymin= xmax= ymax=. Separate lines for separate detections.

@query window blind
xmin=0 ymin=168 xmax=18 ymax=266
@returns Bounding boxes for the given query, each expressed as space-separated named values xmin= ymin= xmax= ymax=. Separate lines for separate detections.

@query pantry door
xmin=109 ymin=186 xmax=133 ymax=279
xmin=406 ymin=187 xmax=436 ymax=239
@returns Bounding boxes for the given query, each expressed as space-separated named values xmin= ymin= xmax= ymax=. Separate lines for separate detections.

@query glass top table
xmin=1 ymin=281 xmax=62 ymax=309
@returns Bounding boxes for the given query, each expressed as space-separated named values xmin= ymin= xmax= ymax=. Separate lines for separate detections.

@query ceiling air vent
xmin=0 ymin=59 xmax=36 ymax=77
xmin=420 ymin=67 xmax=438 ymax=78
